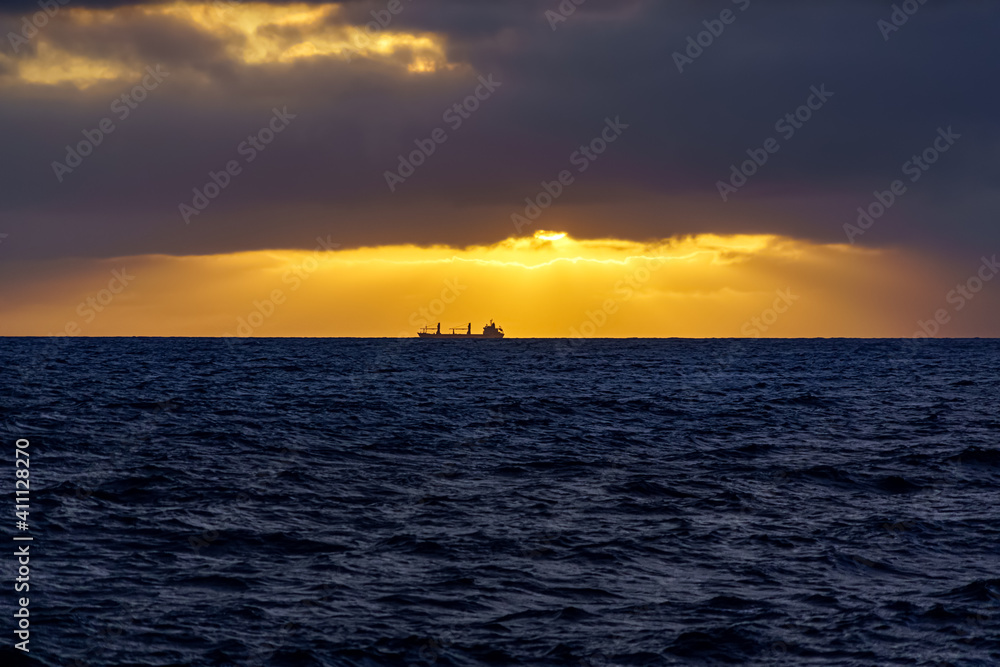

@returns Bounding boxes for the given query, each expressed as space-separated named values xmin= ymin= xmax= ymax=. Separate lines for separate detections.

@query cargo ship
xmin=417 ymin=320 xmax=505 ymax=339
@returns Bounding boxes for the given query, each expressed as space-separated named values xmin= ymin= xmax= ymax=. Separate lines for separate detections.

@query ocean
xmin=1 ymin=337 xmax=998 ymax=666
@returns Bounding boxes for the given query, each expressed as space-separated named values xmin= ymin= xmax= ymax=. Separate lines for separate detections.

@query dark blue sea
xmin=1 ymin=338 xmax=999 ymax=666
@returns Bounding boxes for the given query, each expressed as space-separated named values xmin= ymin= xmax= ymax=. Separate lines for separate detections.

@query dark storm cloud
xmin=0 ymin=0 xmax=998 ymax=260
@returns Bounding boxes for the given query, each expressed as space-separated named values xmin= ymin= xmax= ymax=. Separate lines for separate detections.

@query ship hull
xmin=417 ymin=332 xmax=504 ymax=339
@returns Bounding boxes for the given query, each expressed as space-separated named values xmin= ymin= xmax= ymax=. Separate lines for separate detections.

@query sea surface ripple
xmin=1 ymin=338 xmax=998 ymax=666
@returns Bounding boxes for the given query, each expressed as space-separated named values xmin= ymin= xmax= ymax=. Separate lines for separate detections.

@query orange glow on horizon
xmin=0 ymin=232 xmax=955 ymax=338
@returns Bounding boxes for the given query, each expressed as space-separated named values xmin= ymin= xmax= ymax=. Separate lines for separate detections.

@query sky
xmin=0 ymin=0 xmax=998 ymax=337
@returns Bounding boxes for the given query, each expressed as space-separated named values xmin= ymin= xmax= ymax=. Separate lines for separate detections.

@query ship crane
xmin=417 ymin=320 xmax=505 ymax=339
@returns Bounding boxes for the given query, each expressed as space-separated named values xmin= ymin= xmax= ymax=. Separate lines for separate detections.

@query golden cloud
xmin=0 ymin=1 xmax=457 ymax=88
xmin=0 ymin=233 xmax=949 ymax=337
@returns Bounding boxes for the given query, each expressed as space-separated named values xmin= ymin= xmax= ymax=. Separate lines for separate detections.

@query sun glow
xmin=0 ymin=233 xmax=941 ymax=338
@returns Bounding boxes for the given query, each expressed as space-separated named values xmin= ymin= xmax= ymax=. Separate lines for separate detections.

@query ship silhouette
xmin=417 ymin=320 xmax=505 ymax=339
